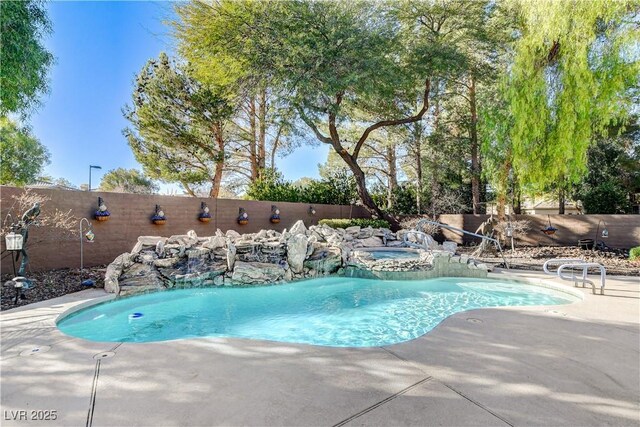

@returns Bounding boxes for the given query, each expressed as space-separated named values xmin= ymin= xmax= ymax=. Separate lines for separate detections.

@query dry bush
xmin=1 ymin=189 xmax=77 ymax=243
xmin=495 ymin=219 xmax=531 ymax=245
xmin=399 ymin=217 xmax=441 ymax=235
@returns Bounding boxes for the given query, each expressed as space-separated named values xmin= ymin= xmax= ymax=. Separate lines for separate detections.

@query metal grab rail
xmin=542 ymin=258 xmax=586 ymax=275
xmin=414 ymin=219 xmax=509 ymax=270
xmin=558 ymin=263 xmax=606 ymax=295
xmin=543 ymin=258 xmax=606 ymax=295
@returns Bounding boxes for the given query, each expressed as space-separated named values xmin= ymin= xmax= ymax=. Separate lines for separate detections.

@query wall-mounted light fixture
xmin=199 ymin=202 xmax=212 ymax=223
xmin=308 ymin=205 xmax=316 ymax=216
xmin=94 ymin=197 xmax=110 ymax=221
xmin=237 ymin=207 xmax=249 ymax=225
xmin=151 ymin=205 xmax=166 ymax=225
xmin=270 ymin=205 xmax=281 ymax=224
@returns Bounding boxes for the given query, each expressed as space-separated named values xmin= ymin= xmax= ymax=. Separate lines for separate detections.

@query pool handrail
xmin=543 ymin=258 xmax=606 ymax=295
xmin=413 ymin=219 xmax=510 ymax=270
xmin=542 ymin=258 xmax=585 ymax=275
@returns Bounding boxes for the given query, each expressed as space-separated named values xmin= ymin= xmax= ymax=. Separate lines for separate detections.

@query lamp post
xmin=593 ymin=219 xmax=608 ymax=253
xmin=88 ymin=165 xmax=102 ymax=191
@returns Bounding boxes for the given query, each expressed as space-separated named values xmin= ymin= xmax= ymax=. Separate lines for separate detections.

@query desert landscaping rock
xmin=1 ymin=266 xmax=106 ymax=311
xmin=287 ymin=234 xmax=308 ymax=274
xmin=231 ymin=261 xmax=285 ymax=284
xmin=101 ymin=226 xmax=498 ymax=297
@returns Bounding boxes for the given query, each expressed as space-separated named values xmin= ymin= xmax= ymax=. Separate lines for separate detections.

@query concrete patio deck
xmin=1 ymin=270 xmax=638 ymax=426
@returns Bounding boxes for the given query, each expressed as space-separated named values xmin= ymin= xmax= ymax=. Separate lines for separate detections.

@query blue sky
xmin=31 ymin=1 xmax=328 ymax=192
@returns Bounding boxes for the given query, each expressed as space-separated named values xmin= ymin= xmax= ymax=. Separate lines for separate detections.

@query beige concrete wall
xmin=0 ymin=186 xmax=370 ymax=272
xmin=436 ymin=214 xmax=640 ymax=249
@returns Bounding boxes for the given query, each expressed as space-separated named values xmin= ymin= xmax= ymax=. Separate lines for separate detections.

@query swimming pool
xmin=57 ymin=277 xmax=579 ymax=347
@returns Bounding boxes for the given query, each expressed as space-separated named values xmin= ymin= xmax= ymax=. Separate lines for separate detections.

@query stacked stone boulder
xmin=345 ymin=249 xmax=489 ymax=281
xmin=104 ymin=220 xmax=489 ymax=296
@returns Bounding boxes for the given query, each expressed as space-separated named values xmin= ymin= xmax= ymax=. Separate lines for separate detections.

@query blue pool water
xmin=367 ymin=250 xmax=420 ymax=260
xmin=57 ymin=277 xmax=578 ymax=347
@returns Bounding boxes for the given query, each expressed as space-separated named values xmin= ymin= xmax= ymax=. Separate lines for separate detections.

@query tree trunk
xmin=513 ymin=188 xmax=522 ymax=214
xmin=270 ymin=125 xmax=283 ymax=170
xmin=258 ymin=88 xmax=267 ymax=176
xmin=497 ymin=193 xmax=506 ymax=220
xmin=430 ymin=97 xmax=441 ymax=218
xmin=181 ymin=181 xmax=197 ymax=197
xmin=335 ymin=148 xmax=399 ymax=229
xmin=496 ymin=155 xmax=512 ymax=221
xmin=558 ymin=187 xmax=565 ymax=214
xmin=300 ymin=80 xmax=430 ymax=231
xmin=249 ymin=97 xmax=258 ymax=180
xmin=469 ymin=76 xmax=481 ymax=215
xmin=387 ymin=143 xmax=397 ymax=210
xmin=413 ymin=122 xmax=423 ymax=214
xmin=209 ymin=122 xmax=225 ymax=198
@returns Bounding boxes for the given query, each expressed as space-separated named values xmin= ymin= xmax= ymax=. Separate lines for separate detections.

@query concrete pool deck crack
xmin=85 ymin=344 xmax=120 ymax=427
xmin=86 ymin=358 xmax=101 ymax=427
xmin=331 ymin=376 xmax=433 ymax=427
xmin=380 ymin=346 xmax=514 ymax=427
xmin=439 ymin=381 xmax=514 ymax=427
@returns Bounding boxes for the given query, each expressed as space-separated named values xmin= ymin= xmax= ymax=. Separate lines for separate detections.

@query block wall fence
xmin=0 ymin=186 xmax=370 ymax=272
xmin=435 ymin=214 xmax=640 ymax=249
xmin=1 ymin=186 xmax=639 ymax=272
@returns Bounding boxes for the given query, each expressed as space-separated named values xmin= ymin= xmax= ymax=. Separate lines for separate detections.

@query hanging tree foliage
xmin=506 ymin=0 xmax=639 ymax=190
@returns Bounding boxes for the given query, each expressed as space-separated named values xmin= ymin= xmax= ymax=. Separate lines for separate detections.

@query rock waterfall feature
xmin=104 ymin=221 xmax=489 ymax=296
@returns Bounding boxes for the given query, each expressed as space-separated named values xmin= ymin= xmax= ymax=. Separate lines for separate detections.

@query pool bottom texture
xmin=57 ymin=277 xmax=578 ymax=347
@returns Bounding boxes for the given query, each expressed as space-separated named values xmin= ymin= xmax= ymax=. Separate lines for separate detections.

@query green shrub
xmin=630 ymin=246 xmax=640 ymax=261
xmin=245 ymin=169 xmax=301 ymax=202
xmin=246 ymin=169 xmax=358 ymax=205
xmin=318 ymin=218 xmax=390 ymax=229
xmin=298 ymin=171 xmax=357 ymax=205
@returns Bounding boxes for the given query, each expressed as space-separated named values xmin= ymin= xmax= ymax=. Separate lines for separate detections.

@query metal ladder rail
xmin=557 ymin=263 xmax=606 ymax=295
xmin=543 ymin=258 xmax=606 ymax=295
xmin=542 ymin=258 xmax=586 ymax=275
xmin=414 ymin=219 xmax=510 ymax=270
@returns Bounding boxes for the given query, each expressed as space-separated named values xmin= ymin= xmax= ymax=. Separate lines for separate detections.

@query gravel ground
xmin=1 ymin=246 xmax=637 ymax=311
xmin=1 ymin=266 xmax=105 ymax=311
xmin=457 ymin=245 xmax=640 ymax=276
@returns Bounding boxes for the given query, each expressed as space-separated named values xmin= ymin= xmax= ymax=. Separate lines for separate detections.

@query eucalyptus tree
xmin=123 ymin=53 xmax=233 ymax=197
xmin=0 ymin=116 xmax=50 ymax=186
xmin=0 ymin=0 xmax=54 ymax=116
xmin=505 ymin=0 xmax=639 ymax=213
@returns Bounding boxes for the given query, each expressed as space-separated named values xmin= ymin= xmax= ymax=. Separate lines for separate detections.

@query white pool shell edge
xmin=54 ymin=272 xmax=584 ymax=327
